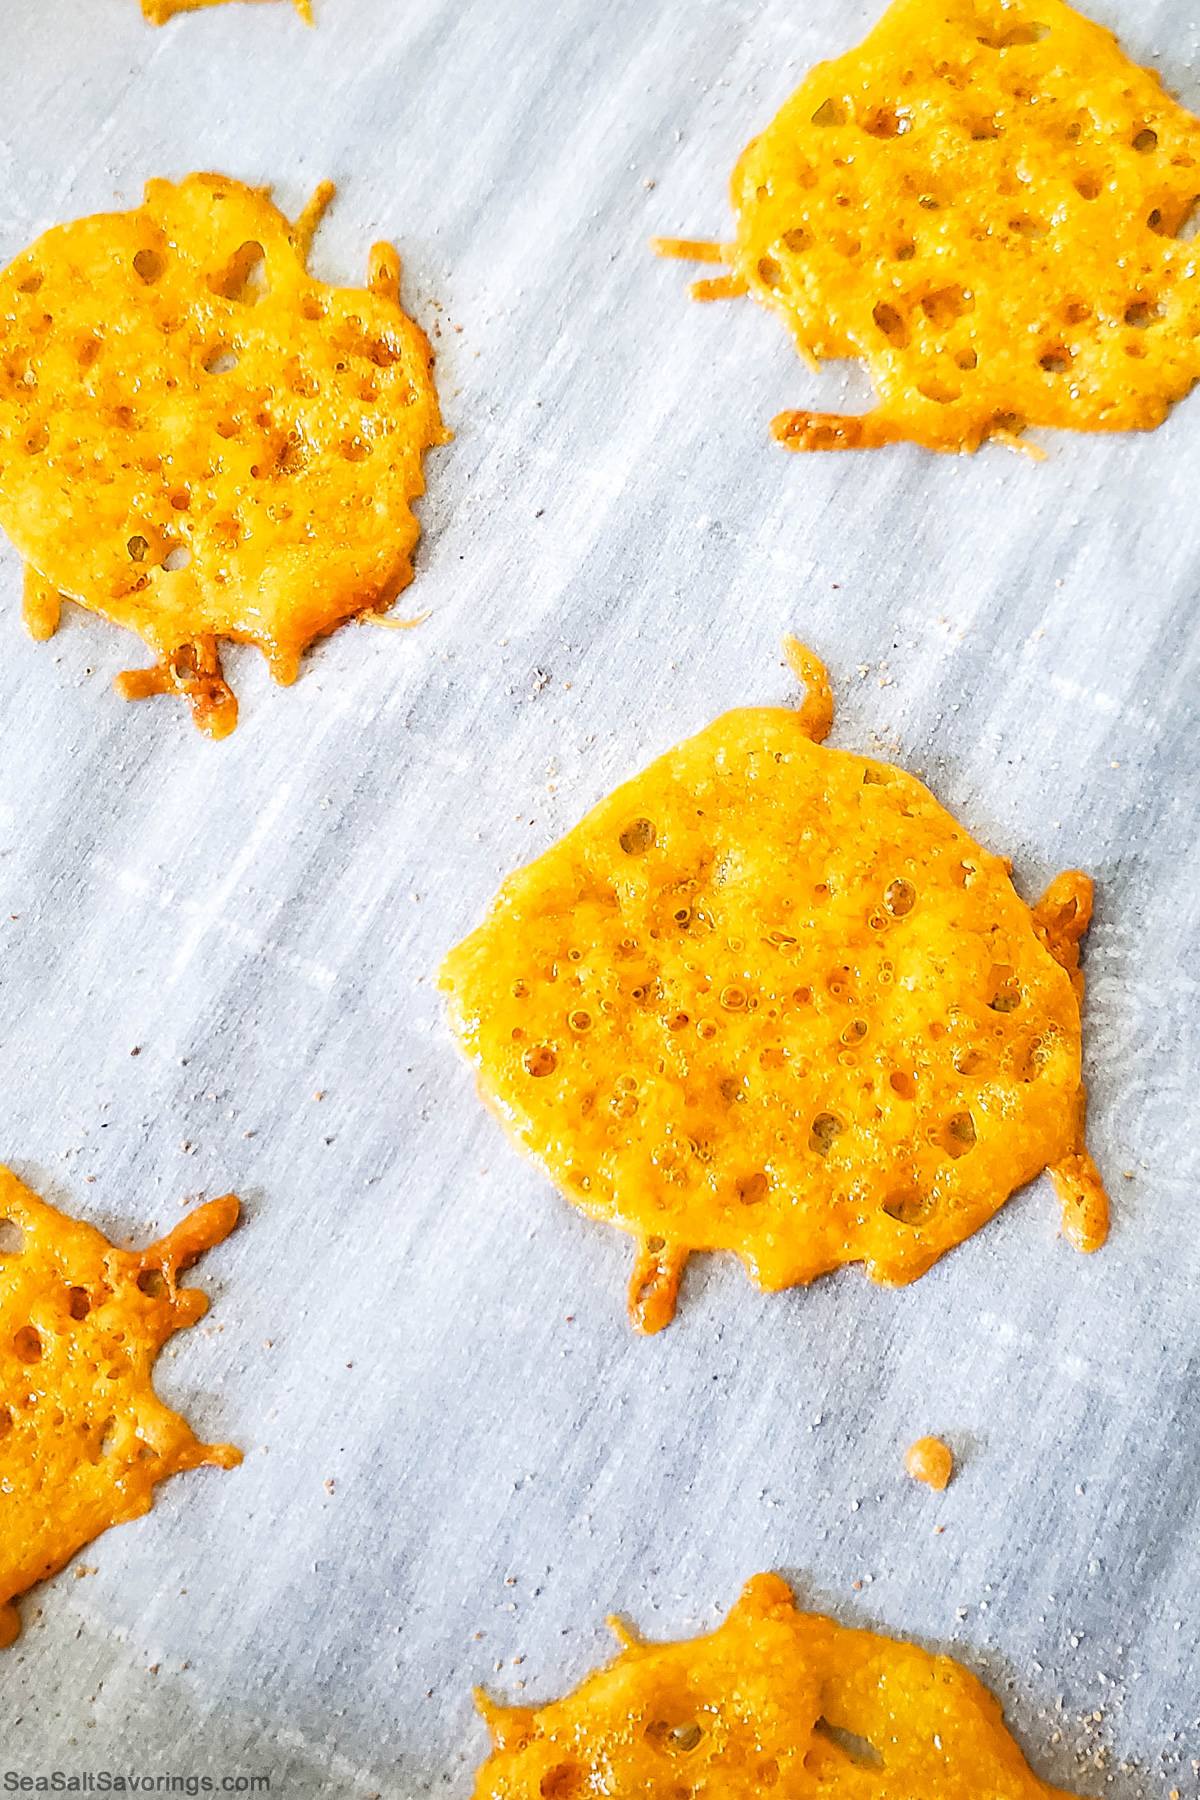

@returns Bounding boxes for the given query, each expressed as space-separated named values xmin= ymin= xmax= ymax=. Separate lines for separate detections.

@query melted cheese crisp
xmin=0 ymin=174 xmax=447 ymax=736
xmin=654 ymin=0 xmax=1200 ymax=454
xmin=0 ymin=1170 xmax=241 ymax=1647
xmin=440 ymin=641 xmax=1108 ymax=1332
xmin=473 ymin=1572 xmax=1079 ymax=1798
xmin=138 ymin=0 xmax=310 ymax=21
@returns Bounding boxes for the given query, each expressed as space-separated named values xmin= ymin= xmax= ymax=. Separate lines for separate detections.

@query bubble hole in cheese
xmin=0 ymin=174 xmax=447 ymax=736
xmin=439 ymin=639 xmax=1108 ymax=1332
xmin=653 ymin=0 xmax=1200 ymax=455
xmin=0 ymin=1168 xmax=241 ymax=1646
xmin=472 ymin=1572 xmax=1083 ymax=1798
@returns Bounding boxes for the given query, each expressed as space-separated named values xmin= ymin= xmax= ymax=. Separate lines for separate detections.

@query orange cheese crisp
xmin=0 ymin=174 xmax=447 ymax=736
xmin=440 ymin=642 xmax=1108 ymax=1332
xmin=0 ymin=1169 xmax=241 ymax=1647
xmin=138 ymin=0 xmax=310 ymax=21
xmin=906 ymin=1435 xmax=955 ymax=1490
xmin=654 ymin=0 xmax=1200 ymax=454
xmin=473 ymin=1572 xmax=1080 ymax=1797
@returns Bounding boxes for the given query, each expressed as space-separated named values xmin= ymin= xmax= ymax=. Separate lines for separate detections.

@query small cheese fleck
xmin=906 ymin=1435 xmax=955 ymax=1491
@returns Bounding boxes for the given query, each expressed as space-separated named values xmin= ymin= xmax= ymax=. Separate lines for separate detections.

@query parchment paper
xmin=0 ymin=0 xmax=1197 ymax=1792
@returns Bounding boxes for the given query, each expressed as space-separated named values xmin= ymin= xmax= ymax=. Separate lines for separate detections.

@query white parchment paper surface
xmin=0 ymin=0 xmax=1198 ymax=1793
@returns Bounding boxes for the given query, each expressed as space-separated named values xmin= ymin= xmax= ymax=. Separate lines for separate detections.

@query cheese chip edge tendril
xmin=0 ymin=1169 xmax=241 ymax=1646
xmin=470 ymin=1572 xmax=1083 ymax=1797
xmin=139 ymin=0 xmax=311 ymax=23
xmin=439 ymin=642 xmax=1109 ymax=1332
xmin=652 ymin=0 xmax=1200 ymax=455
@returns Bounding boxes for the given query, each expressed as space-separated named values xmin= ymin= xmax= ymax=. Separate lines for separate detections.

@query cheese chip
xmin=0 ymin=174 xmax=447 ymax=735
xmin=138 ymin=0 xmax=310 ymax=22
xmin=0 ymin=1170 xmax=240 ymax=1647
xmin=654 ymin=0 xmax=1200 ymax=454
xmin=440 ymin=643 xmax=1108 ymax=1331
xmin=473 ymin=1572 xmax=1079 ymax=1798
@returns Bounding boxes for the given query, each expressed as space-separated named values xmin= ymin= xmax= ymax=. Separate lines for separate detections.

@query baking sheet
xmin=1 ymin=0 xmax=1198 ymax=1791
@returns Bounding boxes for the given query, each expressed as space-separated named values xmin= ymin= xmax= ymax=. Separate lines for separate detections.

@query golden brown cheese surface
xmin=656 ymin=0 xmax=1200 ymax=454
xmin=473 ymin=1572 xmax=1079 ymax=1798
xmin=440 ymin=645 xmax=1107 ymax=1331
xmin=0 ymin=1169 xmax=240 ymax=1647
xmin=138 ymin=0 xmax=310 ymax=21
xmin=0 ymin=173 xmax=447 ymax=735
